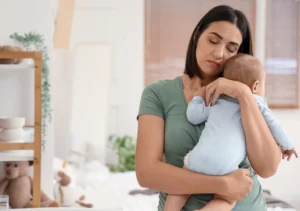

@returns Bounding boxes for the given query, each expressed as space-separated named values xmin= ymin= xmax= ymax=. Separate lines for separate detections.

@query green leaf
xmin=107 ymin=135 xmax=136 ymax=172
xmin=10 ymin=31 xmax=51 ymax=150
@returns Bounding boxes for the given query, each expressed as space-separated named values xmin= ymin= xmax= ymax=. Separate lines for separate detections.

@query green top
xmin=137 ymin=76 xmax=267 ymax=211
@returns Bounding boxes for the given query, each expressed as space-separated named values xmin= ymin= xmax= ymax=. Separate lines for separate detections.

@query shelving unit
xmin=0 ymin=151 xmax=34 ymax=162
xmin=0 ymin=51 xmax=42 ymax=208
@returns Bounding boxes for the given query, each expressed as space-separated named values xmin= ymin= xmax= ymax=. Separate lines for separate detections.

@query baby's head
xmin=223 ymin=54 xmax=265 ymax=96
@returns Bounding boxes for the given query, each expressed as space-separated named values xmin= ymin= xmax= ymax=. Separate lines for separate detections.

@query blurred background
xmin=0 ymin=0 xmax=299 ymax=210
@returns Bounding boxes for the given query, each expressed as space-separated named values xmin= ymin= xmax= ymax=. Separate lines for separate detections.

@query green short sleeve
xmin=137 ymin=82 xmax=165 ymax=120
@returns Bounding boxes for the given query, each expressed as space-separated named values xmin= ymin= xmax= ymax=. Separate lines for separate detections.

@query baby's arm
xmin=186 ymin=95 xmax=210 ymax=125
xmin=255 ymin=96 xmax=294 ymax=151
xmin=0 ymin=178 xmax=9 ymax=195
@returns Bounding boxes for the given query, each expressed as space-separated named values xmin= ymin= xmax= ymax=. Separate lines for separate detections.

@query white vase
xmin=0 ymin=128 xmax=25 ymax=141
xmin=0 ymin=117 xmax=25 ymax=129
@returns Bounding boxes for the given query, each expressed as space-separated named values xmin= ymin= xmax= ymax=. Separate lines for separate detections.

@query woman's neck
xmin=182 ymin=74 xmax=218 ymax=91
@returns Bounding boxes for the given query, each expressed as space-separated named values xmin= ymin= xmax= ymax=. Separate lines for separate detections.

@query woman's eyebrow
xmin=209 ymin=32 xmax=240 ymax=47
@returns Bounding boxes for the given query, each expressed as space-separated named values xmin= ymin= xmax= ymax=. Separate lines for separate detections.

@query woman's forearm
xmin=237 ymin=87 xmax=281 ymax=178
xmin=137 ymin=160 xmax=223 ymax=195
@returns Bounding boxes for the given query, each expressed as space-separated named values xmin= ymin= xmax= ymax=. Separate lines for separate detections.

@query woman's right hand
xmin=219 ymin=168 xmax=253 ymax=201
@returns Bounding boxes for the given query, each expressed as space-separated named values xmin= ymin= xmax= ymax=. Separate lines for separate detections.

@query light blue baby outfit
xmin=185 ymin=94 xmax=294 ymax=175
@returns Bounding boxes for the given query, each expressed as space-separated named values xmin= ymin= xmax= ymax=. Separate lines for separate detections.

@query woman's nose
xmin=213 ymin=45 xmax=225 ymax=60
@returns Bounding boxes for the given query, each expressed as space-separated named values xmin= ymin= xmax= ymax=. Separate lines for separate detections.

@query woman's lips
xmin=207 ymin=60 xmax=220 ymax=67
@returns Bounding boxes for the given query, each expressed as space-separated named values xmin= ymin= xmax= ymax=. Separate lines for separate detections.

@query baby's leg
xmin=164 ymin=155 xmax=191 ymax=211
xmin=194 ymin=195 xmax=236 ymax=211
xmin=164 ymin=194 xmax=190 ymax=211
xmin=197 ymin=163 xmax=240 ymax=210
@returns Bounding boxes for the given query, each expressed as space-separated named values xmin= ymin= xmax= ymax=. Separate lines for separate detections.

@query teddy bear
xmin=0 ymin=161 xmax=60 ymax=208
xmin=54 ymin=170 xmax=93 ymax=208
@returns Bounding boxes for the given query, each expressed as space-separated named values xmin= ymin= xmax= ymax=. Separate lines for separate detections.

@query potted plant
xmin=107 ymin=135 xmax=136 ymax=172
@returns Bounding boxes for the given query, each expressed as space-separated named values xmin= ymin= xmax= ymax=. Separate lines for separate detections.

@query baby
xmin=164 ymin=54 xmax=298 ymax=211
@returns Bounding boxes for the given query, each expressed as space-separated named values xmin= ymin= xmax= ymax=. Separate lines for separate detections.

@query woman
xmin=136 ymin=5 xmax=281 ymax=211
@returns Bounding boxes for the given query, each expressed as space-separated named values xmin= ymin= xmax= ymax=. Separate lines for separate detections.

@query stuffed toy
xmin=0 ymin=161 xmax=60 ymax=208
xmin=54 ymin=170 xmax=93 ymax=208
xmin=0 ymin=45 xmax=24 ymax=64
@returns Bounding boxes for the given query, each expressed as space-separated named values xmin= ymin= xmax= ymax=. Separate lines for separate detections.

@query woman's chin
xmin=201 ymin=69 xmax=221 ymax=78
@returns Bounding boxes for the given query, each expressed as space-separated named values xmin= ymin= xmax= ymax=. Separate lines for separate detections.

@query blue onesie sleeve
xmin=254 ymin=95 xmax=294 ymax=150
xmin=186 ymin=96 xmax=211 ymax=125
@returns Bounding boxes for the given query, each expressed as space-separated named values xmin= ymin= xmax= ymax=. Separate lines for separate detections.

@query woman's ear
xmin=251 ymin=80 xmax=259 ymax=93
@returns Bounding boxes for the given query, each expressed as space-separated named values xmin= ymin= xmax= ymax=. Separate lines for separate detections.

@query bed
xmin=97 ymin=172 xmax=298 ymax=211
xmin=62 ymin=170 xmax=298 ymax=211
xmin=10 ymin=171 xmax=298 ymax=211
xmin=41 ymin=159 xmax=298 ymax=211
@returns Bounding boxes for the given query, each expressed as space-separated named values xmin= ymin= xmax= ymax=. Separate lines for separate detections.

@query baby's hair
xmin=223 ymin=53 xmax=263 ymax=87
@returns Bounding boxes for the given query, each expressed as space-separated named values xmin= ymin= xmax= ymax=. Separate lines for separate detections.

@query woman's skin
xmin=135 ymin=21 xmax=281 ymax=202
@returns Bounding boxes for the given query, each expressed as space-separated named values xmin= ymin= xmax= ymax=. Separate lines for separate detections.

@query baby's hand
xmin=281 ymin=148 xmax=298 ymax=161
xmin=193 ymin=86 xmax=206 ymax=98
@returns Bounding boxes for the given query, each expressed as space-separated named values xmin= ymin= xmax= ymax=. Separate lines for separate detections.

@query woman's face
xmin=196 ymin=21 xmax=243 ymax=77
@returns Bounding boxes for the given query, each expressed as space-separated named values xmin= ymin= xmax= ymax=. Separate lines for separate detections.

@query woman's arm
xmin=237 ymin=86 xmax=281 ymax=178
xmin=135 ymin=114 xmax=253 ymax=199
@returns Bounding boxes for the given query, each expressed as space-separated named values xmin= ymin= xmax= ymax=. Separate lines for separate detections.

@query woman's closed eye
xmin=209 ymin=40 xmax=237 ymax=52
xmin=227 ymin=46 xmax=238 ymax=53
xmin=209 ymin=40 xmax=218 ymax=44
xmin=227 ymin=47 xmax=236 ymax=53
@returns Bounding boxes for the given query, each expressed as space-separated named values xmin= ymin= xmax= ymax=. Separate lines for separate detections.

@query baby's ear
xmin=252 ymin=80 xmax=260 ymax=93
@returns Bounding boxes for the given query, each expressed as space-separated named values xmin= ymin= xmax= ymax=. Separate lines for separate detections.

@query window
xmin=265 ymin=0 xmax=300 ymax=108
xmin=145 ymin=0 xmax=300 ymax=109
xmin=144 ymin=0 xmax=256 ymax=85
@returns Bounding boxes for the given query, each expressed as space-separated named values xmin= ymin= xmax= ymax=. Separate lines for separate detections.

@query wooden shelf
xmin=0 ymin=51 xmax=42 ymax=207
xmin=24 ymin=125 xmax=35 ymax=128
xmin=0 ymin=51 xmax=41 ymax=59
xmin=0 ymin=142 xmax=34 ymax=150
xmin=0 ymin=150 xmax=33 ymax=162
xmin=0 ymin=63 xmax=34 ymax=70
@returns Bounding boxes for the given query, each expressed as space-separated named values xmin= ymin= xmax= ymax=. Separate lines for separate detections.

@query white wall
xmin=72 ymin=0 xmax=144 ymax=138
xmin=255 ymin=0 xmax=300 ymax=209
xmin=0 ymin=0 xmax=58 ymax=196
xmin=53 ymin=0 xmax=144 ymax=164
xmin=51 ymin=0 xmax=300 ymax=208
xmin=254 ymin=0 xmax=266 ymax=64
xmin=52 ymin=50 xmax=73 ymax=160
xmin=259 ymin=111 xmax=300 ymax=209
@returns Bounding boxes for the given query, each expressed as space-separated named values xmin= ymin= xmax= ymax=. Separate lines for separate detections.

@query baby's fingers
xmin=282 ymin=153 xmax=288 ymax=160
xmin=293 ymin=150 xmax=298 ymax=158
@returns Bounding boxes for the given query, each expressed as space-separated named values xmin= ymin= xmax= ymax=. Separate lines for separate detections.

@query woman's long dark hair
xmin=184 ymin=5 xmax=253 ymax=78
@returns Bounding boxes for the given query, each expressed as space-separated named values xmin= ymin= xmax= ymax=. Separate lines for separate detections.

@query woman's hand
xmin=218 ymin=169 xmax=253 ymax=201
xmin=205 ymin=78 xmax=250 ymax=106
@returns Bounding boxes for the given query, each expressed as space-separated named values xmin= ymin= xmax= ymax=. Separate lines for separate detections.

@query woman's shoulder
xmin=143 ymin=76 xmax=181 ymax=96
xmin=138 ymin=77 xmax=181 ymax=119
